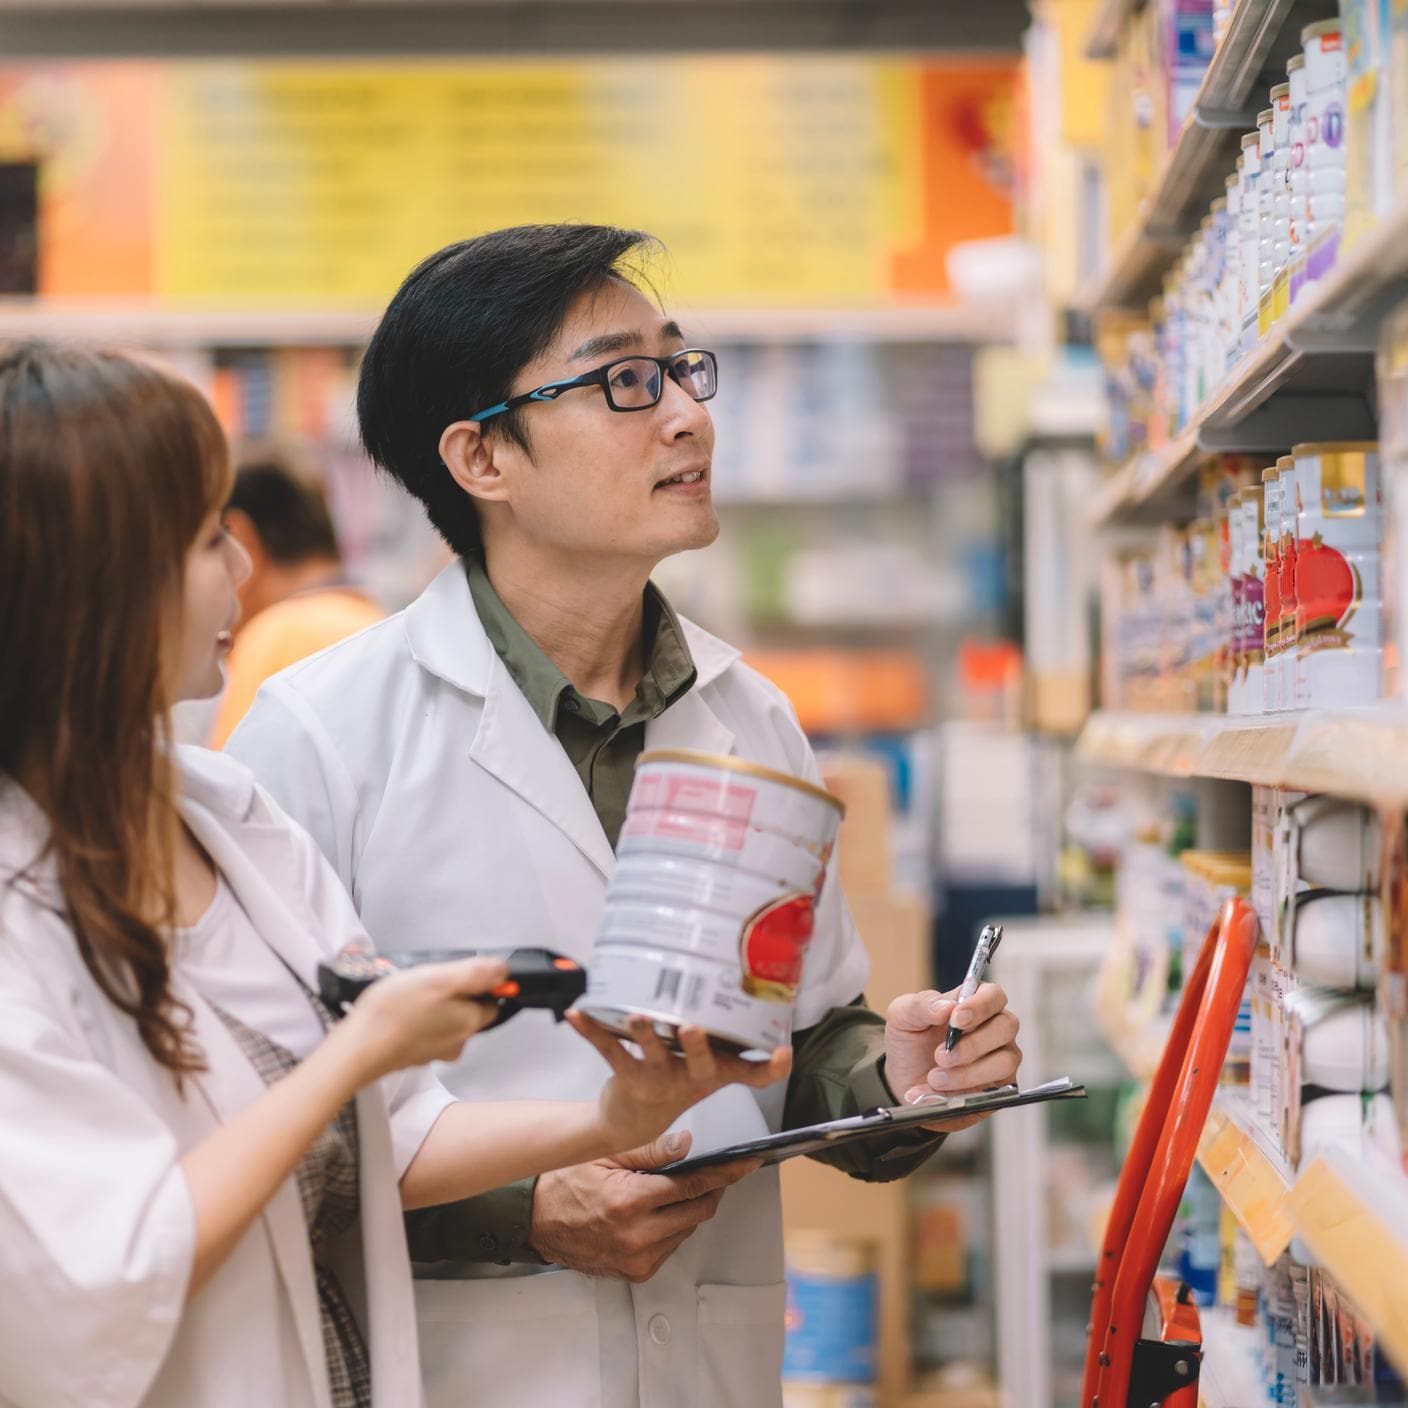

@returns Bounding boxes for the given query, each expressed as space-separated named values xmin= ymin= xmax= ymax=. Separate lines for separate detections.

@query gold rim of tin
xmin=1258 ymin=109 xmax=1274 ymax=125
xmin=1302 ymin=19 xmax=1340 ymax=40
xmin=1277 ymin=454 xmax=1294 ymax=469
xmin=1288 ymin=55 xmax=1305 ymax=70
xmin=1241 ymin=133 xmax=1260 ymax=149
xmin=637 ymin=748 xmax=846 ymax=815
xmin=1271 ymin=83 xmax=1290 ymax=99
xmin=1212 ymin=197 xmax=1227 ymax=210
xmin=1261 ymin=466 xmax=1281 ymax=481
xmin=1291 ymin=441 xmax=1379 ymax=453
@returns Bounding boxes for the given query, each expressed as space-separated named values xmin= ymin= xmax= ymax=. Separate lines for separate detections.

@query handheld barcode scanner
xmin=317 ymin=944 xmax=587 ymax=1031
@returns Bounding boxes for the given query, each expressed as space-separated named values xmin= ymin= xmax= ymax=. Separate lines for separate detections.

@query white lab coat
xmin=0 ymin=746 xmax=452 ymax=1408
xmin=227 ymin=561 xmax=871 ymax=1408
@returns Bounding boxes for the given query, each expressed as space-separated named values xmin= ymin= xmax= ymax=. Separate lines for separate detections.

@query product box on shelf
xmin=1303 ymin=18 xmax=1348 ymax=285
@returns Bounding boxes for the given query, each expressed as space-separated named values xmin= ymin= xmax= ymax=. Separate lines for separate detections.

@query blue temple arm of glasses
xmin=470 ymin=376 xmax=587 ymax=424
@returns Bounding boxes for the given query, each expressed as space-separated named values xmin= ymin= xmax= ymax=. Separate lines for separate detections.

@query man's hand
xmin=883 ymin=982 xmax=1022 ymax=1132
xmin=528 ymin=1130 xmax=760 ymax=1283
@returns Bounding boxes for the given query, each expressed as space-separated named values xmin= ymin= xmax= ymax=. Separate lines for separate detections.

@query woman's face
xmin=171 ymin=508 xmax=251 ymax=703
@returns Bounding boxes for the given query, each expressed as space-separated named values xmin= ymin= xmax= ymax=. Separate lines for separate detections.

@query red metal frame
xmin=1081 ymin=896 xmax=1258 ymax=1407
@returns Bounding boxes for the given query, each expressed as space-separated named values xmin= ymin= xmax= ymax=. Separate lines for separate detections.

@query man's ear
xmin=440 ymin=420 xmax=512 ymax=506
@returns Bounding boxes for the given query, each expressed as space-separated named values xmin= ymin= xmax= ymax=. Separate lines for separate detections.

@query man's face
xmin=483 ymin=279 xmax=719 ymax=567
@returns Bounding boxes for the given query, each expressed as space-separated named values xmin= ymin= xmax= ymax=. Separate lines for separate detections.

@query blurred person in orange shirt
xmin=210 ymin=456 xmax=383 ymax=747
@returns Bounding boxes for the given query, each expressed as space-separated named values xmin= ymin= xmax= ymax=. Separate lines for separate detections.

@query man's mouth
xmin=654 ymin=469 xmax=708 ymax=489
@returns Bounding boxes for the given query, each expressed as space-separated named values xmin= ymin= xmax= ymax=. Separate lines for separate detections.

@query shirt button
xmin=648 ymin=1314 xmax=671 ymax=1346
xmin=477 ymin=1234 xmax=498 ymax=1254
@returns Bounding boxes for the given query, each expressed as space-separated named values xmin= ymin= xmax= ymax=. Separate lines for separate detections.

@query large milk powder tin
xmin=1292 ymin=441 xmax=1383 ymax=709
xmin=1262 ymin=464 xmax=1284 ymax=711
xmin=1302 ymin=18 xmax=1348 ymax=284
xmin=581 ymin=749 xmax=844 ymax=1052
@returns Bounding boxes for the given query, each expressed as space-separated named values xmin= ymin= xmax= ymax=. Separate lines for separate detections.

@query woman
xmin=0 ymin=341 xmax=789 ymax=1408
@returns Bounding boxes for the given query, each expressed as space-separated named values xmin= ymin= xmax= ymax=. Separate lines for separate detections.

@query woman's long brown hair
xmin=0 ymin=342 xmax=231 ymax=1079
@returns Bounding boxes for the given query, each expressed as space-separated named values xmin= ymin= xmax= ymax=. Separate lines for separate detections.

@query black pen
xmin=945 ymin=923 xmax=1003 ymax=1052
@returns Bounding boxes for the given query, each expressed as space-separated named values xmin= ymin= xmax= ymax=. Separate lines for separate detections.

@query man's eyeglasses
xmin=471 ymin=348 xmax=718 ymax=424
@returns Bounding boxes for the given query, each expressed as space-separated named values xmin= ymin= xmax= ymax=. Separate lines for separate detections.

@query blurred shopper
xmin=0 ymin=341 xmax=788 ymax=1408
xmin=210 ymin=457 xmax=382 ymax=747
xmin=228 ymin=225 xmax=1023 ymax=1408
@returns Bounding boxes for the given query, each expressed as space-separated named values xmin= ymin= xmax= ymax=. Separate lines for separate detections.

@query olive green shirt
xmin=403 ymin=558 xmax=942 ymax=1270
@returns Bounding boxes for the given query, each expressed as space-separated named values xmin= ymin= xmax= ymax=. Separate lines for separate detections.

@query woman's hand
xmin=566 ymin=1012 xmax=792 ymax=1155
xmin=335 ymin=956 xmax=511 ymax=1084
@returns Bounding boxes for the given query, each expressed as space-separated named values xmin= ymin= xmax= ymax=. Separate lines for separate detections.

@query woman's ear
xmin=439 ymin=421 xmax=511 ymax=506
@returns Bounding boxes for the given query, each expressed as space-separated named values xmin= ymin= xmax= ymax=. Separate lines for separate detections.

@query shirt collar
xmin=462 ymin=555 xmax=697 ymax=732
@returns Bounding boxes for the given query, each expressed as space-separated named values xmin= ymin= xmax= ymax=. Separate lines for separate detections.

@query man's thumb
xmin=613 ymin=1128 xmax=692 ymax=1171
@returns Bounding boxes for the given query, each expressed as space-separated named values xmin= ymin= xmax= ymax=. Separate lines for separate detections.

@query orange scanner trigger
xmin=491 ymin=981 xmax=521 ymax=999
xmin=552 ymin=958 xmax=579 ymax=971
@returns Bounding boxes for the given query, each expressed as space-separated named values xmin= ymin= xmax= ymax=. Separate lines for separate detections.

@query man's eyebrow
xmin=568 ymin=319 xmax=686 ymax=363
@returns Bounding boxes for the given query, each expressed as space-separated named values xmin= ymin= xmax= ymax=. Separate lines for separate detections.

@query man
xmin=228 ymin=225 xmax=1021 ymax=1408
xmin=210 ymin=456 xmax=382 ymax=746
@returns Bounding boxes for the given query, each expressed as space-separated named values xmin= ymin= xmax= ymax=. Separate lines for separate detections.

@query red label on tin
xmin=622 ymin=773 xmax=758 ymax=850
xmin=740 ymin=892 xmax=816 ymax=997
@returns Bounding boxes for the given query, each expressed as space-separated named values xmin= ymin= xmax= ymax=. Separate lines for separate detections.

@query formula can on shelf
xmin=581 ymin=748 xmax=844 ymax=1052
xmin=1302 ymin=18 xmax=1348 ymax=284
xmin=1287 ymin=54 xmax=1309 ymax=303
xmin=1244 ymin=485 xmax=1267 ymax=712
xmin=1262 ymin=464 xmax=1284 ymax=711
xmin=1276 ymin=455 xmax=1300 ymax=710
xmin=1292 ymin=442 xmax=1383 ymax=709
xmin=783 ymin=1233 xmax=878 ymax=1388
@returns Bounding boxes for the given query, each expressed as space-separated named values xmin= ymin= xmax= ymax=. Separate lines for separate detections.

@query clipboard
xmin=659 ymin=1077 xmax=1087 ymax=1173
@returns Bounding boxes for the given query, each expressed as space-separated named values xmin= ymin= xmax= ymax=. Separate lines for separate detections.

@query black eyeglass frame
xmin=470 ymin=348 xmax=718 ymax=424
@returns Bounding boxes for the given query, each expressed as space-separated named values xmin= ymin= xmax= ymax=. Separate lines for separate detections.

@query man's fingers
xmin=646 ymin=1189 xmax=727 ymax=1240
xmin=935 ymin=1011 xmax=1021 ymax=1069
xmin=564 ymin=1011 xmax=638 ymax=1076
xmin=656 ymin=1156 xmax=762 ymax=1206
xmin=945 ymin=980 xmax=1009 ymax=1035
xmin=885 ymin=990 xmax=952 ymax=1033
xmin=611 ymin=1129 xmax=693 ymax=1172
xmin=677 ymin=1026 xmax=718 ymax=1084
xmin=927 ymin=1044 xmax=1022 ymax=1093
xmin=712 ymin=1046 xmax=792 ymax=1090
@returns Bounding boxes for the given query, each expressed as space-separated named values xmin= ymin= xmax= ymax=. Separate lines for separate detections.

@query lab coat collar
xmin=402 ymin=560 xmax=743 ymax=880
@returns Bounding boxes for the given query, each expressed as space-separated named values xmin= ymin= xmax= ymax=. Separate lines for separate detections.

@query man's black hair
xmin=226 ymin=457 xmax=340 ymax=565
xmin=356 ymin=223 xmax=659 ymax=558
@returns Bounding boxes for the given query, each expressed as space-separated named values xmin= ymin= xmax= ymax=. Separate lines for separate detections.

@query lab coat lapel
xmin=469 ymin=650 xmax=617 ymax=880
xmin=644 ymin=682 xmax=736 ymax=758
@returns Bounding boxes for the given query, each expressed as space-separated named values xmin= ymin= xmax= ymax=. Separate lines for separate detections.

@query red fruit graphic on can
xmin=740 ymin=892 xmax=816 ymax=1002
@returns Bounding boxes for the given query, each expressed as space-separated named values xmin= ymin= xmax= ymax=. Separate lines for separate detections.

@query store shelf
xmin=1288 ymin=1147 xmax=1408 ymax=1376
xmin=1084 ymin=0 xmax=1337 ymax=313
xmin=0 ymin=299 xmax=1020 ymax=349
xmin=1093 ymin=199 xmax=1408 ymax=523
xmin=1078 ymin=707 xmax=1408 ymax=805
xmin=1197 ymin=1092 xmax=1295 ymax=1264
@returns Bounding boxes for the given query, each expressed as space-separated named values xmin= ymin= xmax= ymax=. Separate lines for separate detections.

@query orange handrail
xmin=1081 ymin=896 xmax=1258 ymax=1407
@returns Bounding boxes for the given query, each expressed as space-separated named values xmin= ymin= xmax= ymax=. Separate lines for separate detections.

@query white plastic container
xmin=1302 ymin=18 xmax=1348 ymax=284
xmin=1299 ymin=1002 xmax=1392 ymax=1090
xmin=1239 ymin=133 xmax=1263 ymax=355
xmin=1295 ymin=1091 xmax=1400 ymax=1170
xmin=582 ymin=749 xmax=844 ymax=1052
xmin=1288 ymin=891 xmax=1384 ymax=987
xmin=1292 ymin=441 xmax=1383 ymax=709
xmin=1286 ymin=794 xmax=1380 ymax=891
